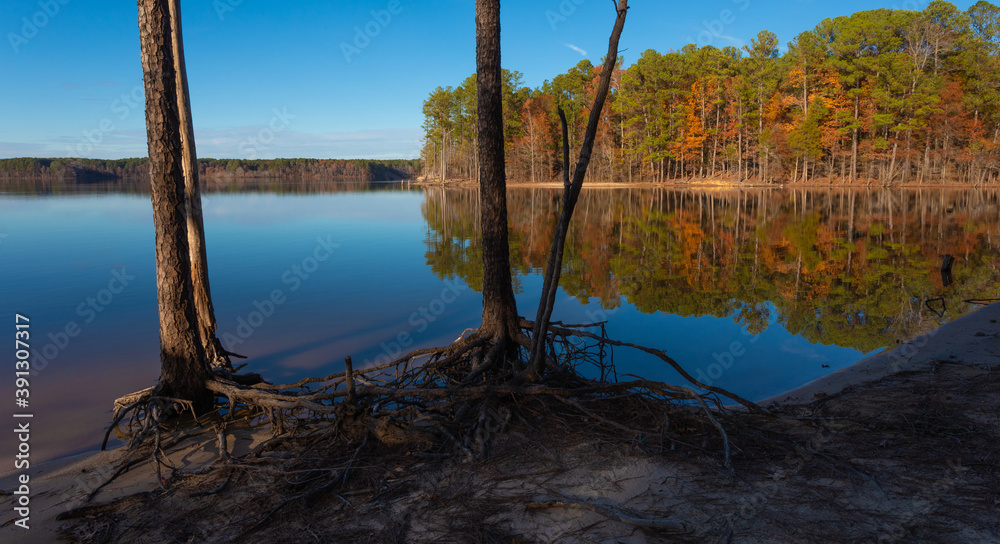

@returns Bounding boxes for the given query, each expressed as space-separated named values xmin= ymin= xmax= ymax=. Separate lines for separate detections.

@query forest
xmin=421 ymin=1 xmax=1000 ymax=185
xmin=0 ymin=157 xmax=421 ymax=183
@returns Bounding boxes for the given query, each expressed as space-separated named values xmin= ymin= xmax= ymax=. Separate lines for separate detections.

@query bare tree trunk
xmin=528 ymin=1 xmax=629 ymax=377
xmin=920 ymin=130 xmax=931 ymax=185
xmin=168 ymin=0 xmax=230 ymax=372
xmin=711 ymin=105 xmax=719 ymax=178
xmin=138 ymin=0 xmax=211 ymax=409
xmin=851 ymin=96 xmax=859 ymax=183
xmin=476 ymin=0 xmax=521 ymax=345
xmin=887 ymin=140 xmax=898 ymax=186
xmin=737 ymin=100 xmax=743 ymax=182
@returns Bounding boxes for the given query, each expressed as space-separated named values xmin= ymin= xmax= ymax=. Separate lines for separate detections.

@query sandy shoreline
xmin=3 ymin=303 xmax=998 ymax=542
xmin=761 ymin=301 xmax=1000 ymax=406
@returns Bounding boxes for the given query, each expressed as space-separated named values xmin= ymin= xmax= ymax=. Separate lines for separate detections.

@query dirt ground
xmin=3 ymin=305 xmax=999 ymax=544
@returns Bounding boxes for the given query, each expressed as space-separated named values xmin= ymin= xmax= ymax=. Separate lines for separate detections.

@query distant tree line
xmin=0 ymin=157 xmax=421 ymax=183
xmin=421 ymin=1 xmax=1000 ymax=185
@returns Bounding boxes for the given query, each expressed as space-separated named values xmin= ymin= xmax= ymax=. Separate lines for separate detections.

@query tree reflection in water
xmin=423 ymin=187 xmax=1000 ymax=353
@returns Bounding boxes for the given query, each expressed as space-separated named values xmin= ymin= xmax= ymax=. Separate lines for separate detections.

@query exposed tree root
xmin=62 ymin=343 xmax=1000 ymax=544
xmin=103 ymin=320 xmax=757 ymax=507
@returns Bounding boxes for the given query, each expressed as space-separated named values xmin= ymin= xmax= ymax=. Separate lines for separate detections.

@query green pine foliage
xmin=422 ymin=1 xmax=1000 ymax=185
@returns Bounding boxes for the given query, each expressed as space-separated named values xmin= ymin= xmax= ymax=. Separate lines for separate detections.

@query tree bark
xmin=138 ymin=0 xmax=212 ymax=409
xmin=167 ymin=0 xmax=230 ymax=372
xmin=476 ymin=0 xmax=521 ymax=342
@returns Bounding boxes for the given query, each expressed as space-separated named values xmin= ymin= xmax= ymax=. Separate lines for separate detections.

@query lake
xmin=2 ymin=181 xmax=998 ymax=465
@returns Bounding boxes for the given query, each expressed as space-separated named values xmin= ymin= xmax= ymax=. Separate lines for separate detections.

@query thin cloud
xmin=563 ymin=43 xmax=587 ymax=56
xmin=714 ymin=34 xmax=746 ymax=47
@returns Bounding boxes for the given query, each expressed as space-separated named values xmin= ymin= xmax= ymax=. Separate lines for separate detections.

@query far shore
xmin=3 ymin=175 xmax=995 ymax=191
xmin=414 ymin=177 xmax=994 ymax=190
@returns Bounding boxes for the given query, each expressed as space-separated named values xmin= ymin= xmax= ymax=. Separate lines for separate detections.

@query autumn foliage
xmin=422 ymin=1 xmax=1000 ymax=185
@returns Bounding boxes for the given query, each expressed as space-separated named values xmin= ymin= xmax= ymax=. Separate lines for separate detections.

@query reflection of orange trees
xmin=422 ymin=187 xmax=1000 ymax=351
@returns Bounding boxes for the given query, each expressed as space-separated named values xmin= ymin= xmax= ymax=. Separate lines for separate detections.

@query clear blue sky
xmin=0 ymin=0 xmax=976 ymax=160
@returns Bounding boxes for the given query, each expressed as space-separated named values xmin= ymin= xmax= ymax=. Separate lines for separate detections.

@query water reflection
xmin=423 ymin=187 xmax=1000 ymax=353
xmin=3 ymin=183 xmax=998 ymax=465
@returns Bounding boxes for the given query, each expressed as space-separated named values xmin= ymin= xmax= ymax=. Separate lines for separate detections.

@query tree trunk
xmin=168 ymin=0 xmax=229 ymax=372
xmin=711 ymin=105 xmax=719 ymax=178
xmin=528 ymin=1 xmax=629 ymax=376
xmin=887 ymin=139 xmax=898 ymax=186
xmin=737 ymin=100 xmax=743 ymax=182
xmin=851 ymin=96 xmax=859 ymax=183
xmin=138 ymin=0 xmax=211 ymax=409
xmin=476 ymin=0 xmax=521 ymax=342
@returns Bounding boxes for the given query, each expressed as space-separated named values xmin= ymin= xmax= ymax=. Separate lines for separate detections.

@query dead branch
xmin=538 ymin=320 xmax=766 ymax=414
xmin=529 ymin=0 xmax=630 ymax=376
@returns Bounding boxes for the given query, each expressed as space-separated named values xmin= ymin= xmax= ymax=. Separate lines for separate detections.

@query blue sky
xmin=0 ymin=0 xmax=975 ymax=160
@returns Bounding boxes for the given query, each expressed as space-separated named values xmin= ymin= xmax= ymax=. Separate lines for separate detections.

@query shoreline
xmin=14 ymin=303 xmax=990 ymax=477
xmin=413 ymin=178 xmax=993 ymax=190
xmin=760 ymin=301 xmax=1000 ymax=405
xmin=3 ymin=304 xmax=998 ymax=542
xmin=18 ymin=302 xmax=999 ymax=471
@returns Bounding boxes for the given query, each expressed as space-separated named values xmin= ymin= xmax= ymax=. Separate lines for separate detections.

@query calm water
xmin=2 ymin=182 xmax=998 ymax=464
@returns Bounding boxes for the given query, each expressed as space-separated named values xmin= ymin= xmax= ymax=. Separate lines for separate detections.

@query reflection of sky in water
xmin=543 ymin=294 xmax=874 ymax=401
xmin=0 ymin=190 xmax=875 ymax=464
